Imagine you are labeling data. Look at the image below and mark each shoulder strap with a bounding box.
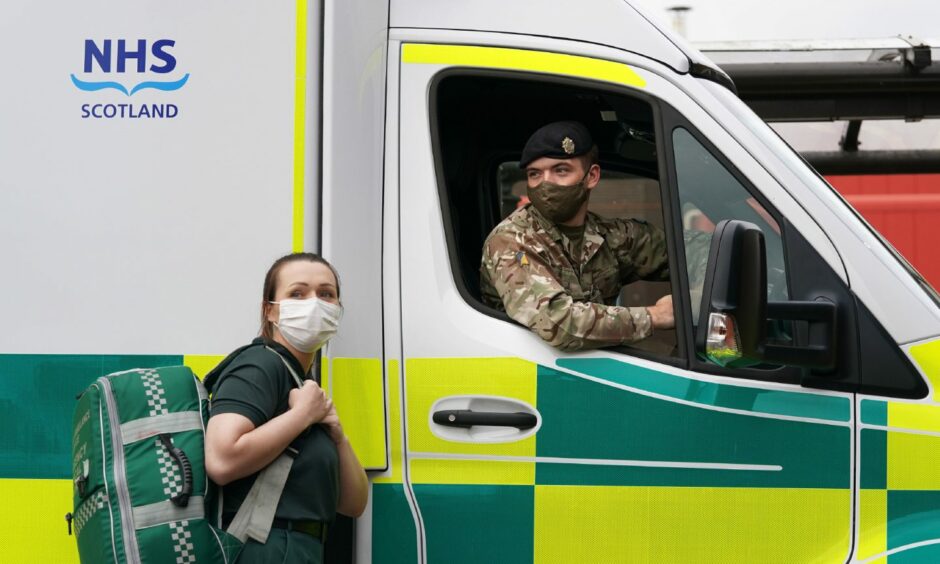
[217,344,309,543]
[225,450,297,544]
[204,342,306,393]
[263,346,305,388]
[202,342,262,393]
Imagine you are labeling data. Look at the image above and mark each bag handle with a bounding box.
[158,433,193,507]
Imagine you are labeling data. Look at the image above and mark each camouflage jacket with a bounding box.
[480,204,670,351]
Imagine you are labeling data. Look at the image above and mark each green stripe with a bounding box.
[888,491,940,551]
[371,484,419,564]
[536,366,850,488]
[413,485,533,564]
[0,354,181,479]
[557,358,851,422]
[888,543,940,564]
[861,429,888,489]
[861,399,888,426]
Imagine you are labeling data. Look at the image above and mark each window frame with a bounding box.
[427,66,817,383]
[659,104,806,385]
[428,67,688,368]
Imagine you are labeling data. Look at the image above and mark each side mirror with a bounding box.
[696,220,837,370]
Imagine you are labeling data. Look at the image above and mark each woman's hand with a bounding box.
[321,403,346,445]
[289,380,332,427]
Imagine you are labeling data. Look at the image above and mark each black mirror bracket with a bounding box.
[763,298,838,371]
[698,220,839,371]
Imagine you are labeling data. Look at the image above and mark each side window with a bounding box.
[434,72,680,360]
[672,127,789,325]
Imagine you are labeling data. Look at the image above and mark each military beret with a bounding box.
[519,121,593,168]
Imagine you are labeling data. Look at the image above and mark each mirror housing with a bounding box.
[696,220,837,371]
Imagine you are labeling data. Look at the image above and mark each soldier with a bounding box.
[480,120,674,351]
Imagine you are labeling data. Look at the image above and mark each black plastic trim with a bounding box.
[689,61,738,95]
[432,409,537,430]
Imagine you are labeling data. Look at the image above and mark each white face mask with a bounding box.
[270,298,343,353]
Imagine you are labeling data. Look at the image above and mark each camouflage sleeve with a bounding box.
[609,219,670,284]
[683,229,713,322]
[481,231,653,351]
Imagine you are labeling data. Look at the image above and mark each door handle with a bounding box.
[432,409,537,430]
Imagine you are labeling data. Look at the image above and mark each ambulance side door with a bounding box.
[393,36,854,564]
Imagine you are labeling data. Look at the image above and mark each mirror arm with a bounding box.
[761,299,837,370]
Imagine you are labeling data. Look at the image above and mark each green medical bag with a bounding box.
[69,366,241,564]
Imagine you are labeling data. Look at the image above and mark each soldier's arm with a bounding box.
[482,233,653,351]
[683,229,714,321]
[611,219,670,284]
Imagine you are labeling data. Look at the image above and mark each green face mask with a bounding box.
[527,174,589,223]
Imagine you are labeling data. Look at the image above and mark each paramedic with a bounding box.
[205,252,368,563]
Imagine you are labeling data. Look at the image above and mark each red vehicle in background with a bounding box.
[830,174,940,286]
[703,38,940,287]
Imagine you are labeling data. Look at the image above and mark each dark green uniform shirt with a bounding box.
[209,339,339,522]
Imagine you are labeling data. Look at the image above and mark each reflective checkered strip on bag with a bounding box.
[170,520,196,564]
[141,368,169,416]
[139,369,195,564]
[156,435,183,498]
[74,489,108,538]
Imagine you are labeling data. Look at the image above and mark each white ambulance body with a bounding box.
[2,1,940,562]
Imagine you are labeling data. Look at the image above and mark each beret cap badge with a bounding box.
[561,136,576,155]
[519,121,592,167]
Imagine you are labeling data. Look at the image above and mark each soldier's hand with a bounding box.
[647,294,675,330]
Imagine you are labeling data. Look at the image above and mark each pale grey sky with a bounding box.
[637,0,940,42]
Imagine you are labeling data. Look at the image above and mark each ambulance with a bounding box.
[2,0,940,562]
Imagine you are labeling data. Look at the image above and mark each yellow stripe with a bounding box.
[533,486,850,564]
[888,431,940,489]
[292,0,308,252]
[3,479,78,562]
[888,402,940,433]
[404,357,537,457]
[404,357,536,485]
[858,489,887,563]
[330,358,387,469]
[182,355,226,380]
[321,355,330,393]
[375,360,404,484]
[402,44,646,89]
[910,339,940,402]
[410,458,534,486]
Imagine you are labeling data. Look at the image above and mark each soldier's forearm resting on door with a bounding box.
[487,247,653,351]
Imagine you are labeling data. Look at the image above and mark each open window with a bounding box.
[431,72,679,360]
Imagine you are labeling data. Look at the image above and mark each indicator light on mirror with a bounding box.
[705,312,742,367]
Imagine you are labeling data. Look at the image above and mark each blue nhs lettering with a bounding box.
[83,39,176,74]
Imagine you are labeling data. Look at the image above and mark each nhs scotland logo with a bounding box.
[72,39,189,119]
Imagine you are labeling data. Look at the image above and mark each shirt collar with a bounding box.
[526,205,605,263]
[253,337,310,378]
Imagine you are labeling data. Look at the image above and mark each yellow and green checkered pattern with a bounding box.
[387,356,855,563]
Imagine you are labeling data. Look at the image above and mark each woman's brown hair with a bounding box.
[260,252,341,341]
